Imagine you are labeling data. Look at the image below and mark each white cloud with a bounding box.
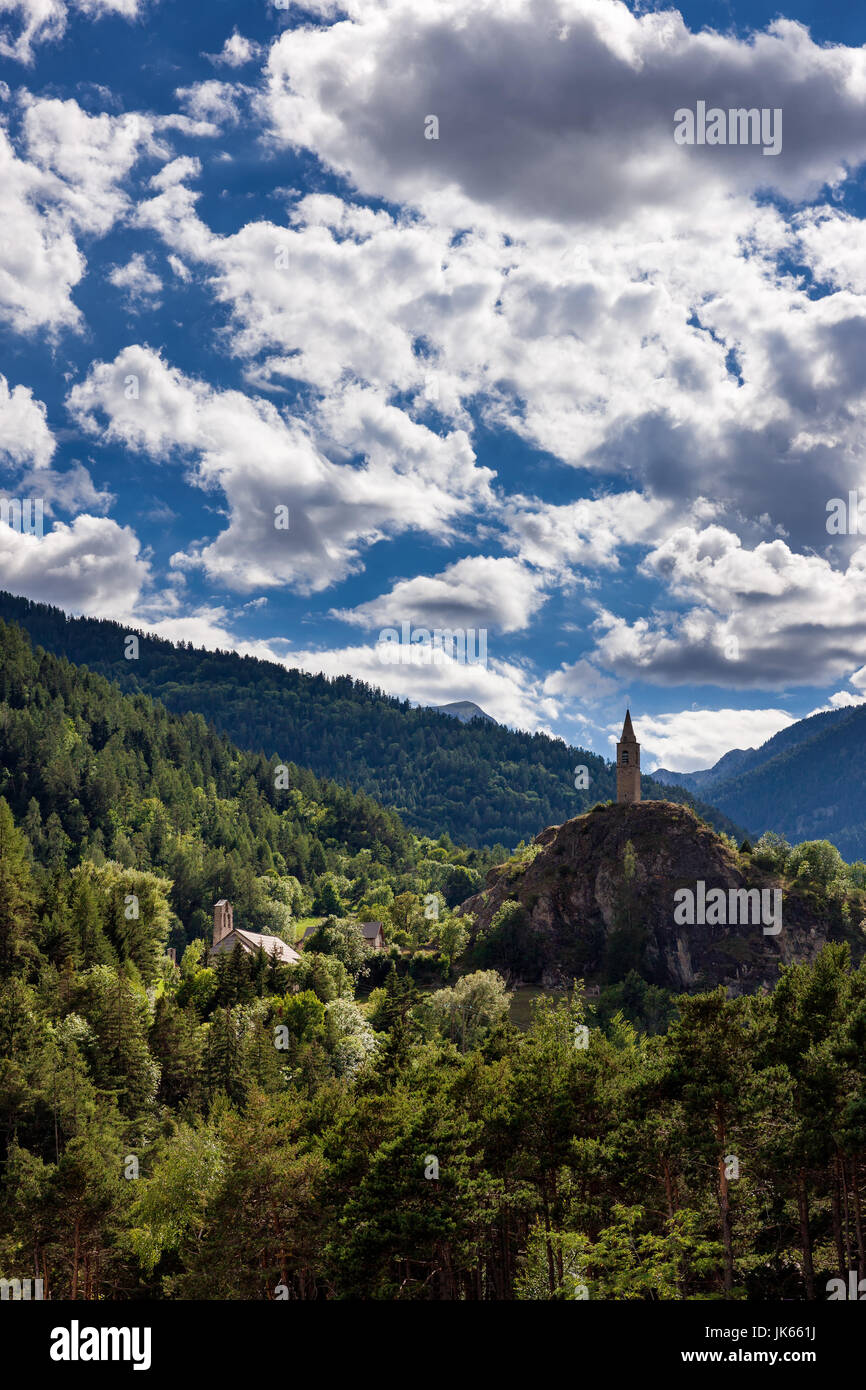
[67,345,494,594]
[0,514,149,614]
[133,152,866,569]
[108,252,162,309]
[794,208,866,295]
[0,0,141,64]
[277,639,558,731]
[543,658,619,703]
[0,97,166,335]
[582,525,866,689]
[0,124,84,334]
[626,707,796,773]
[333,556,549,633]
[21,97,158,236]
[167,253,192,282]
[500,491,688,573]
[263,0,866,229]
[0,377,112,515]
[0,375,55,469]
[206,31,262,69]
[175,81,245,128]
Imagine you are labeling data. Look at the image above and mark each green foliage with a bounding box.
[301,917,369,982]
[787,839,847,888]
[0,592,745,849]
[752,831,791,874]
[475,898,544,979]
[421,969,512,1051]
[5,607,866,1301]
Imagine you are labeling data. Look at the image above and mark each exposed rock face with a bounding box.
[458,801,848,994]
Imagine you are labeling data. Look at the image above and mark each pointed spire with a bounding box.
[620,708,636,742]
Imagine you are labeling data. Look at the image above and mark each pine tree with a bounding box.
[0,797,36,977]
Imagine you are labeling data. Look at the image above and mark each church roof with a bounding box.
[232,928,300,964]
[619,709,637,742]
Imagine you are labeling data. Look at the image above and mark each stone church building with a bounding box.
[209,899,300,964]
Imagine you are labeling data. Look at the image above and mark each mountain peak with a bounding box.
[431,700,496,724]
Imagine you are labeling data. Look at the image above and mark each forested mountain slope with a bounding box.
[4,615,866,1300]
[654,703,866,860]
[0,617,496,961]
[0,590,741,847]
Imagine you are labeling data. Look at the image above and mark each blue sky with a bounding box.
[3,0,866,773]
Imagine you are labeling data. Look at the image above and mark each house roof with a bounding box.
[232,928,300,964]
[301,920,383,945]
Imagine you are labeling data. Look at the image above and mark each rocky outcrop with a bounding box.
[458,801,851,994]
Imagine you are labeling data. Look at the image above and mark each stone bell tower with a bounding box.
[616,710,641,805]
[213,899,234,947]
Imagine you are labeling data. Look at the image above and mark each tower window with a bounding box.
[621,750,629,765]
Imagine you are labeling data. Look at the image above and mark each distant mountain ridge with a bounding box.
[0,590,743,849]
[653,703,866,859]
[654,747,756,792]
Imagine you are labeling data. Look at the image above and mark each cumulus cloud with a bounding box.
[263,0,866,229]
[66,345,494,594]
[0,514,149,615]
[0,97,167,335]
[626,707,796,773]
[544,658,620,703]
[108,252,162,309]
[810,690,866,712]
[132,143,866,565]
[0,124,84,334]
[582,525,866,690]
[0,0,142,64]
[21,97,159,235]
[174,80,246,128]
[0,375,56,469]
[206,30,262,69]
[500,491,690,573]
[0,376,114,519]
[333,556,550,633]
